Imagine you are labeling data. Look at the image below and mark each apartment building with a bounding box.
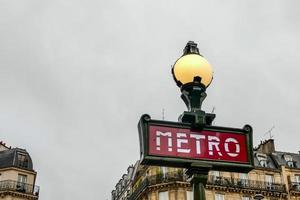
[0,141,39,200]
[112,139,300,200]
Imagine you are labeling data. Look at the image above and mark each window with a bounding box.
[256,153,267,167]
[17,153,28,168]
[266,174,274,184]
[186,191,193,200]
[211,170,220,177]
[211,171,221,183]
[295,175,300,183]
[266,174,274,190]
[111,190,116,200]
[242,196,250,200]
[215,193,224,200]
[239,173,248,186]
[161,167,168,178]
[211,171,221,179]
[126,189,130,197]
[117,183,121,194]
[18,174,27,183]
[283,154,294,168]
[159,191,168,200]
[287,162,294,168]
[17,174,27,193]
[240,173,248,180]
[294,175,300,189]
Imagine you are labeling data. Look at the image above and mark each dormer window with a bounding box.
[121,176,127,188]
[17,153,28,168]
[111,190,116,200]
[256,153,268,167]
[283,154,294,168]
[116,183,121,194]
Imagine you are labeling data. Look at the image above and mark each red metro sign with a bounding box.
[138,115,254,172]
[149,126,248,163]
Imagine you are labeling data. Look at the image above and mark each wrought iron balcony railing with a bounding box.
[289,182,300,192]
[128,171,186,200]
[0,180,39,196]
[123,174,287,200]
[207,175,286,193]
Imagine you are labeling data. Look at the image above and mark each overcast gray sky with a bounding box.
[1,0,300,199]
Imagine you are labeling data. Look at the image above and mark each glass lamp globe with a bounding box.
[173,54,213,87]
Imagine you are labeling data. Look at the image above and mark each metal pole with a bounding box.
[185,164,211,200]
[192,175,206,200]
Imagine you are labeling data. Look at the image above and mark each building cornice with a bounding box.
[0,167,37,174]
[0,191,38,200]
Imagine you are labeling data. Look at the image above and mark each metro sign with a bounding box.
[138,114,254,172]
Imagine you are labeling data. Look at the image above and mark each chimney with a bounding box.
[256,139,275,154]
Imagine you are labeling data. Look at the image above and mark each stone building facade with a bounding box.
[112,139,300,200]
[0,141,39,200]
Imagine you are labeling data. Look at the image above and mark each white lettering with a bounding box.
[154,130,243,160]
[176,133,190,153]
[224,138,240,157]
[208,136,223,156]
[156,131,172,151]
[190,134,205,154]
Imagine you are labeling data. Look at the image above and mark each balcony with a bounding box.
[0,180,39,196]
[125,174,288,200]
[207,175,286,193]
[128,171,186,200]
[289,182,300,193]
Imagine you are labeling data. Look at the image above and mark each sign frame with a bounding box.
[138,114,254,173]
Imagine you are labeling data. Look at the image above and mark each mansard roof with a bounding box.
[271,151,300,169]
[253,150,278,169]
[0,147,34,171]
[253,139,300,169]
[112,161,140,198]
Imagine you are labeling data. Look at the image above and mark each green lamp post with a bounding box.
[136,41,254,200]
[172,41,214,200]
[135,40,254,200]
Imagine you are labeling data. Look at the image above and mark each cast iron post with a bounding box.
[179,77,215,127]
[180,81,213,200]
[185,164,211,200]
